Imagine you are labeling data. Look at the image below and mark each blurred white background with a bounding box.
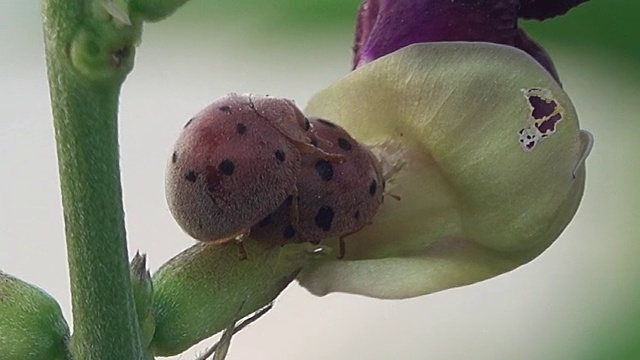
[1,2,639,359]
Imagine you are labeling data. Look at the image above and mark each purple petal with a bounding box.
[352,0,588,83]
[353,0,520,69]
[513,28,560,83]
[518,0,590,20]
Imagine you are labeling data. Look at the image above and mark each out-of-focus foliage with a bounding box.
[522,1,640,66]
[172,0,360,32]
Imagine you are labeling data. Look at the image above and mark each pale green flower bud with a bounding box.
[149,239,324,356]
[0,271,70,360]
[299,42,592,299]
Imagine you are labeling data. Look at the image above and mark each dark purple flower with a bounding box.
[518,0,589,20]
[353,0,590,81]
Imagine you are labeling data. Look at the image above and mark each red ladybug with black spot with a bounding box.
[252,117,384,247]
[166,93,313,243]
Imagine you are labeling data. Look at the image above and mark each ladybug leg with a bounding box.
[288,187,300,226]
[283,187,306,244]
[384,192,401,202]
[336,225,369,259]
[338,236,346,260]
[235,238,248,261]
[234,230,251,261]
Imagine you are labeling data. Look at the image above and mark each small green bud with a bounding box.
[301,42,592,299]
[69,20,141,83]
[130,252,155,348]
[149,239,323,356]
[0,271,70,360]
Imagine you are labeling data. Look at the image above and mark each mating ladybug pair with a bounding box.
[165,93,384,255]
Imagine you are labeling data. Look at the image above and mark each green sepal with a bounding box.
[149,239,323,356]
[130,252,155,348]
[0,271,71,360]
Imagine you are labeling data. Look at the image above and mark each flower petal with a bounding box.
[352,0,588,82]
[353,0,519,69]
[298,237,540,299]
[514,28,559,82]
[301,43,591,298]
[518,0,590,20]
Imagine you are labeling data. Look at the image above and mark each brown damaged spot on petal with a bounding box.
[527,95,558,120]
[537,113,562,134]
[518,88,564,151]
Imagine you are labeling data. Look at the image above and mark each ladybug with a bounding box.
[252,117,384,250]
[166,93,314,243]
[248,96,345,162]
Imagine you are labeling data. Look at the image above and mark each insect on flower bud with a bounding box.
[165,94,311,243]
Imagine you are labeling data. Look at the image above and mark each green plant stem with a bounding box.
[42,0,193,357]
[42,1,143,359]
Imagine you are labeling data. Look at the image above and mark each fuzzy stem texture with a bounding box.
[42,0,143,359]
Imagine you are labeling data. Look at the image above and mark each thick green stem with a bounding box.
[42,0,193,357]
[42,1,143,359]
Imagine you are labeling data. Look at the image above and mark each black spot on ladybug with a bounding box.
[317,119,336,128]
[219,105,232,114]
[258,215,272,227]
[236,123,247,134]
[315,160,333,181]
[275,149,286,162]
[369,179,378,196]
[283,224,296,239]
[310,137,319,147]
[337,138,352,151]
[304,117,311,131]
[315,206,335,232]
[185,170,198,182]
[171,151,178,164]
[184,118,194,129]
[354,210,361,220]
[218,159,235,176]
